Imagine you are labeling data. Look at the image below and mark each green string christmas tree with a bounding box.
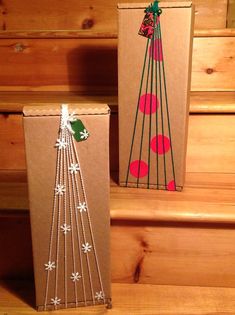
[125,1,177,191]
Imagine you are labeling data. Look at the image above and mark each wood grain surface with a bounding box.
[0,35,234,92]
[228,0,235,27]
[0,0,228,32]
[0,171,235,286]
[0,114,235,173]
[1,281,235,314]
[0,92,234,113]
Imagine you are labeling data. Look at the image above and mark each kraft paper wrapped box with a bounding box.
[23,104,111,311]
[118,1,194,191]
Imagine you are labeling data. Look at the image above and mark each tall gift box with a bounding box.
[23,104,111,311]
[118,1,194,191]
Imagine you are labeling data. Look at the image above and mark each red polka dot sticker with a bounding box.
[167,180,176,191]
[149,38,163,61]
[150,134,171,155]
[130,160,148,178]
[139,93,159,114]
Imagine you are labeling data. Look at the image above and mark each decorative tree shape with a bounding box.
[125,0,176,191]
[43,104,106,310]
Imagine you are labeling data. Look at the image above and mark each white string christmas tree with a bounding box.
[43,104,105,310]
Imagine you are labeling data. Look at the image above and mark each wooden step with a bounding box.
[0,28,234,39]
[1,281,235,314]
[1,172,235,287]
[0,91,235,113]
[1,111,235,173]
[1,172,235,223]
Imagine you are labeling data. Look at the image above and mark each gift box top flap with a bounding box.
[118,2,192,9]
[23,103,110,117]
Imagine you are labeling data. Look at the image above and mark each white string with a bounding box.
[44,104,105,309]
[63,128,68,308]
[72,137,105,303]
[68,135,95,304]
[65,130,78,306]
[67,134,87,305]
[44,117,62,310]
[54,127,64,310]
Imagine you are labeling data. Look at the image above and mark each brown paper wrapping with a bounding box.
[23,104,111,311]
[118,2,194,191]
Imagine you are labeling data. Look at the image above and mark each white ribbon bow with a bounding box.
[60,104,76,134]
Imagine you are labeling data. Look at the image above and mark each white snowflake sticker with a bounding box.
[95,291,104,301]
[82,242,92,254]
[55,184,66,196]
[60,223,71,235]
[55,138,67,150]
[51,297,61,306]
[77,202,87,213]
[80,129,89,140]
[70,272,82,282]
[68,163,80,174]
[44,261,56,271]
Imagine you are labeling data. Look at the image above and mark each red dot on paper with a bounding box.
[130,160,148,178]
[167,180,176,191]
[150,134,171,155]
[139,93,159,114]
[149,38,163,61]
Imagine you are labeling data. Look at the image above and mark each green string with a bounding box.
[157,22,167,188]
[159,22,176,189]
[126,2,176,190]
[137,42,152,187]
[154,19,159,189]
[125,39,150,186]
[147,14,156,189]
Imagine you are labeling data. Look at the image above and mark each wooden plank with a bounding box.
[186,115,235,173]
[227,0,235,27]
[0,30,118,39]
[190,91,235,113]
[191,37,235,91]
[1,172,235,221]
[2,216,235,287]
[0,92,235,113]
[0,36,234,92]
[0,28,234,39]
[0,113,26,170]
[0,38,117,93]
[111,224,235,287]
[0,170,27,182]
[0,172,235,285]
[194,28,235,37]
[1,171,235,223]
[0,0,227,32]
[0,281,235,315]
[193,0,228,29]
[0,217,33,279]
[110,181,235,223]
[2,281,235,314]
[0,92,118,112]
[1,114,235,173]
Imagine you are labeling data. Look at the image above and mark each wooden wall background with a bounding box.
[0,0,235,286]
[0,0,230,31]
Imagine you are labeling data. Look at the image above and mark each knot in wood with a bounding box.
[206,68,214,74]
[14,43,25,53]
[81,18,94,30]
